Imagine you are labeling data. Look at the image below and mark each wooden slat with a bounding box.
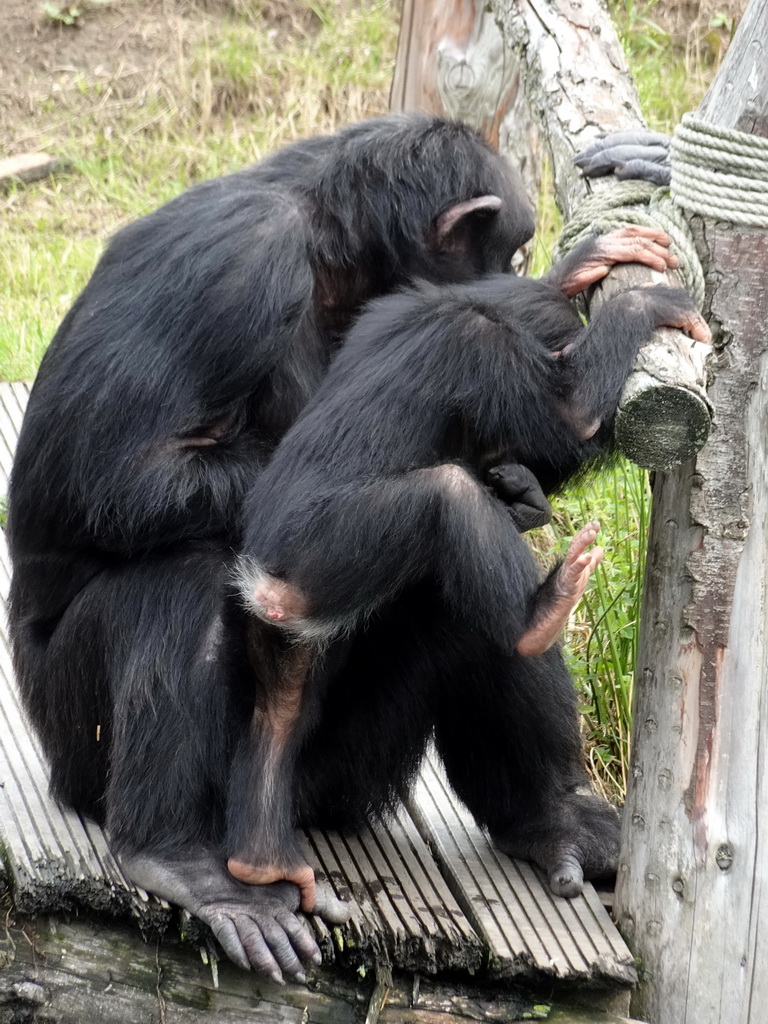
[303,810,483,973]
[410,753,638,985]
[0,384,23,488]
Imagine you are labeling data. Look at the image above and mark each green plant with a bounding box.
[613,0,669,53]
[43,0,114,27]
[551,460,651,799]
[43,3,82,25]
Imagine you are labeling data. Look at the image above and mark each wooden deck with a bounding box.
[0,383,637,1020]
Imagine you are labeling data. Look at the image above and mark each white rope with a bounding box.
[671,113,768,228]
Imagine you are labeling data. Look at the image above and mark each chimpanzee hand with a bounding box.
[549,225,679,299]
[486,463,552,531]
[573,129,671,186]
[627,285,711,345]
[118,848,351,983]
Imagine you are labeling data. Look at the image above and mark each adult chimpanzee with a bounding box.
[7,113,695,985]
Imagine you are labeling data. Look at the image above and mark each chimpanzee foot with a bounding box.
[517,521,603,657]
[118,848,350,983]
[227,858,316,913]
[251,574,309,626]
[491,792,621,899]
[556,225,679,298]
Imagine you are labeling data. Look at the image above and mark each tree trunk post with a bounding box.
[390,0,544,260]
[612,1,768,1020]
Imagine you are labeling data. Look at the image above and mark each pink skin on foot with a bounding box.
[227,859,317,914]
[252,576,309,626]
[517,521,604,657]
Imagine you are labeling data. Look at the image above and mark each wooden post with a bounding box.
[611,1,768,1020]
[488,1,768,1015]
[390,0,543,244]
[391,0,515,145]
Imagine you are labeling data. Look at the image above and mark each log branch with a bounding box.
[0,153,69,190]
[492,0,713,469]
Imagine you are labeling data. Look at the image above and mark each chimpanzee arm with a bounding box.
[554,285,711,435]
[409,276,708,471]
[10,188,318,557]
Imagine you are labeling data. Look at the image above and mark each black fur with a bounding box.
[234,276,698,876]
[6,113,689,977]
[8,113,530,822]
[241,278,694,641]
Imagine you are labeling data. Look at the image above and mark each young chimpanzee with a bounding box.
[229,241,709,907]
[7,111,698,984]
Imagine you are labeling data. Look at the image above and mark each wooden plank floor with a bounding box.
[0,382,636,986]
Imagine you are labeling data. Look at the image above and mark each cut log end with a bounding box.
[615,383,712,471]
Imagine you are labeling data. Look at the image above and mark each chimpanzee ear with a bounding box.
[435,195,503,253]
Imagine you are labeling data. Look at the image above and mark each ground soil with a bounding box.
[0,0,319,153]
[1,0,749,156]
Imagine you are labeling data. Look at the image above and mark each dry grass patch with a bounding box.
[1,0,398,378]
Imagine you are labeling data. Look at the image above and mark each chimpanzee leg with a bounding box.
[69,545,350,981]
[10,553,112,819]
[224,580,448,894]
[234,476,602,881]
[434,638,620,898]
[223,628,342,908]
[103,546,247,854]
[292,583,450,829]
[242,464,541,652]
[9,545,243,838]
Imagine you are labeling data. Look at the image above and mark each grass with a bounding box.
[0,0,397,377]
[554,464,651,800]
[1,0,731,796]
[612,0,731,131]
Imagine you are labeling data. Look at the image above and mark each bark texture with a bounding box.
[612,1,768,1019]
[390,0,543,266]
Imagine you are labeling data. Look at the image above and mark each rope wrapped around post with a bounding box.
[671,113,768,229]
